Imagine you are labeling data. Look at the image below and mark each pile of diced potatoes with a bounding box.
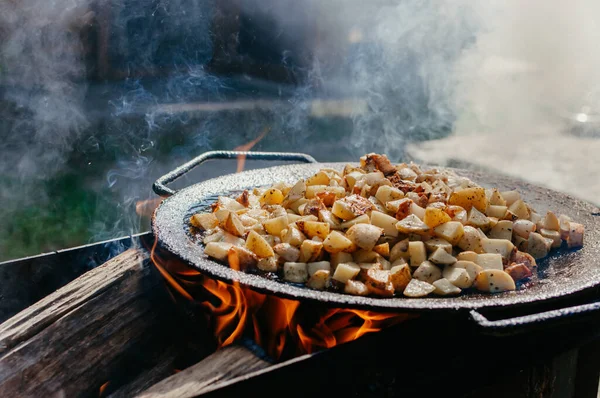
[191,153,584,298]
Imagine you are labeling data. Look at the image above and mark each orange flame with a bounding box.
[150,241,415,361]
[233,127,270,173]
[98,381,110,397]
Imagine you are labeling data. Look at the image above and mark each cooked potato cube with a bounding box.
[340,214,370,229]
[363,269,394,296]
[423,207,452,228]
[344,279,369,296]
[299,239,324,263]
[390,239,410,262]
[505,263,533,282]
[191,213,219,230]
[508,199,530,220]
[428,247,457,265]
[263,215,289,236]
[501,190,521,206]
[305,269,329,290]
[297,220,330,240]
[457,226,483,253]
[466,207,491,231]
[512,250,537,270]
[307,261,331,276]
[448,187,488,212]
[256,256,278,272]
[408,241,427,268]
[540,228,561,248]
[424,238,452,254]
[331,195,373,220]
[476,253,503,270]
[273,243,301,262]
[306,171,330,186]
[344,171,364,191]
[390,263,412,293]
[385,197,411,214]
[332,262,361,283]
[543,211,560,231]
[474,269,516,292]
[489,220,513,240]
[214,209,231,225]
[567,222,584,248]
[375,185,404,204]
[396,214,430,235]
[282,227,307,247]
[330,252,353,269]
[217,196,246,211]
[481,238,514,259]
[318,210,342,230]
[512,220,536,239]
[323,231,356,253]
[346,224,383,251]
[433,221,465,245]
[456,251,478,262]
[370,211,399,238]
[259,188,284,206]
[283,179,306,203]
[245,230,276,258]
[413,261,442,283]
[433,278,462,296]
[353,249,380,264]
[372,242,389,257]
[488,189,507,206]
[527,232,552,259]
[454,260,482,282]
[227,246,259,271]
[288,198,308,214]
[403,279,435,297]
[442,266,472,288]
[446,205,467,224]
[283,262,308,283]
[486,205,508,219]
[204,242,234,261]
[409,202,426,220]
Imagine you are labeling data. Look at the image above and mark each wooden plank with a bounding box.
[0,248,173,397]
[136,345,271,398]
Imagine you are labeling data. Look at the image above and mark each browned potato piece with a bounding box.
[299,239,324,263]
[223,212,246,237]
[191,213,219,230]
[373,242,390,258]
[505,263,533,282]
[227,246,258,271]
[273,243,301,262]
[448,187,488,212]
[344,279,369,296]
[403,279,435,297]
[346,224,384,251]
[297,220,330,240]
[390,264,412,293]
[257,256,278,272]
[323,231,356,253]
[474,269,516,292]
[246,230,275,258]
[307,269,330,290]
[363,269,394,297]
[423,207,452,228]
[567,222,584,248]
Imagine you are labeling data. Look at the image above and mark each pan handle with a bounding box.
[469,301,600,336]
[153,150,318,197]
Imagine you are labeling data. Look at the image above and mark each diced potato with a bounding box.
[567,222,584,248]
[217,196,246,211]
[259,188,284,206]
[457,226,483,253]
[408,241,427,267]
[363,269,394,297]
[306,171,330,186]
[505,263,533,282]
[263,215,289,236]
[299,239,324,263]
[346,224,383,251]
[512,250,537,270]
[344,171,364,191]
[481,238,515,259]
[288,198,308,214]
[318,210,342,230]
[332,262,361,283]
[191,213,219,230]
[543,211,560,231]
[442,266,472,288]
[446,205,468,224]
[457,251,478,262]
[514,236,528,251]
[424,238,452,254]
[286,213,302,223]
[238,214,259,227]
[273,243,301,262]
[531,211,544,230]
[330,252,353,269]
[373,242,390,257]
[433,278,462,296]
[340,214,371,229]
[297,220,330,240]
[353,249,380,263]
[540,228,561,248]
[396,214,430,235]
[466,207,491,231]
[488,189,507,206]
[386,197,411,214]
[454,260,482,281]
[433,221,465,245]
[448,187,488,212]
[331,195,373,220]
[423,207,452,228]
[489,220,513,241]
[474,269,516,292]
[428,247,457,265]
[283,262,308,283]
[403,279,435,297]
[214,209,231,224]
[370,211,400,238]
[344,279,369,296]
[227,246,258,271]
[409,202,426,220]
[204,242,234,261]
[257,256,278,272]
[476,253,503,270]
[282,227,307,247]
[512,220,536,239]
[307,261,331,276]
[486,205,508,219]
[390,239,410,262]
[284,179,306,204]
[375,185,404,204]
[413,261,442,283]
[527,232,552,259]
[323,231,356,253]
[245,230,276,258]
[390,263,412,293]
[508,199,530,220]
[501,191,521,206]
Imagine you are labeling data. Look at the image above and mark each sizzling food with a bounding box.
[190,153,585,298]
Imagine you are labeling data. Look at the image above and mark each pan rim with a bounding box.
[152,162,600,311]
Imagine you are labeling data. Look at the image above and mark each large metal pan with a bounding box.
[152,151,600,333]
